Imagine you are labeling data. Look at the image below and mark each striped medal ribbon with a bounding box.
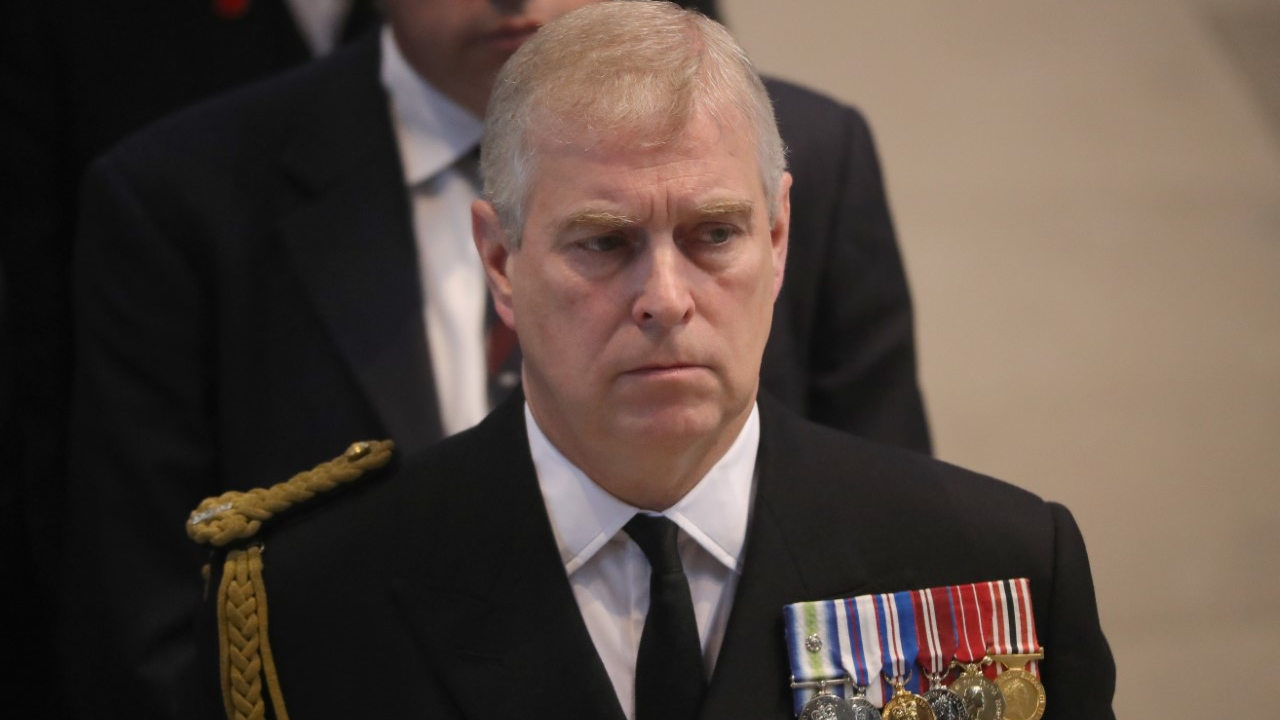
[845,594,887,714]
[913,586,967,720]
[986,579,1046,720]
[987,579,1041,676]
[950,582,1006,720]
[876,592,936,720]
[784,599,884,719]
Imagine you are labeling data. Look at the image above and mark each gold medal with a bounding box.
[881,677,936,720]
[992,652,1046,720]
[949,660,1005,720]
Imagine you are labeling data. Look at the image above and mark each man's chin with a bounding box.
[608,399,745,448]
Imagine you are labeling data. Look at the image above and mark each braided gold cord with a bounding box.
[188,440,394,546]
[218,548,268,720]
[202,440,393,720]
[254,546,289,720]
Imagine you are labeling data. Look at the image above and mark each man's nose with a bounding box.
[632,242,694,328]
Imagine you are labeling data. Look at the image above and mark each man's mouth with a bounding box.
[484,20,543,54]
[624,363,706,378]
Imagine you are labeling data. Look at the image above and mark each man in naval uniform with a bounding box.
[65,1,927,715]
[181,4,1114,720]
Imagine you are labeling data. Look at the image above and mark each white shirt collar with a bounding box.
[379,26,484,186]
[283,0,350,57]
[526,402,759,576]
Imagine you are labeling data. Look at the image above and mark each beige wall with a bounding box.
[722,0,1280,717]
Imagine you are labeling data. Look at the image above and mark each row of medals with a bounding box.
[794,651,1046,720]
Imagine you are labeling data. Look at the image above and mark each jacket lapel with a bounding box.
[701,396,898,719]
[388,396,627,720]
[276,35,443,458]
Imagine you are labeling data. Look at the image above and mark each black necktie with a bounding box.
[623,514,706,720]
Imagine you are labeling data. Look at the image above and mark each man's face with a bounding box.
[383,0,598,116]
[476,111,791,465]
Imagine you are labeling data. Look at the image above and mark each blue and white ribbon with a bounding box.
[784,597,887,713]
[874,591,926,697]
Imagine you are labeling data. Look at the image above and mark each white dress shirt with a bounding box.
[380,28,489,436]
[283,0,353,57]
[526,403,760,719]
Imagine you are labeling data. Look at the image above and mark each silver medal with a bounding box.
[922,688,968,720]
[847,695,883,720]
[799,693,857,720]
[950,674,1005,720]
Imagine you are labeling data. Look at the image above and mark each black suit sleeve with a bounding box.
[811,106,929,451]
[767,80,931,453]
[60,155,217,718]
[1040,502,1116,720]
[0,0,76,595]
[1,4,80,713]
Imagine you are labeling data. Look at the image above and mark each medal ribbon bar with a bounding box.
[845,594,885,706]
[784,597,889,713]
[987,579,1047,720]
[874,592,926,695]
[913,586,959,683]
[989,579,1041,677]
[782,579,1042,718]
[784,600,848,714]
[953,581,991,666]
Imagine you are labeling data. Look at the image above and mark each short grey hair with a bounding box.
[479,0,787,245]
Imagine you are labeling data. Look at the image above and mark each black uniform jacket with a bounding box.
[183,391,1113,720]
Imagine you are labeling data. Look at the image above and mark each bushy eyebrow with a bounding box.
[695,200,754,218]
[555,199,755,235]
[557,210,639,235]
[694,200,755,232]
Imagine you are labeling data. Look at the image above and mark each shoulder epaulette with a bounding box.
[186,440,393,720]
[187,439,394,547]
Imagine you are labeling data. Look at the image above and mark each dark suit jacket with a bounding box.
[3,3,359,715]
[181,392,1114,720]
[62,30,928,718]
[3,1,327,516]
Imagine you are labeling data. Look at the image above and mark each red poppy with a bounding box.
[214,0,251,20]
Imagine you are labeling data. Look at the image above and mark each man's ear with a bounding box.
[472,199,517,329]
[770,172,792,300]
